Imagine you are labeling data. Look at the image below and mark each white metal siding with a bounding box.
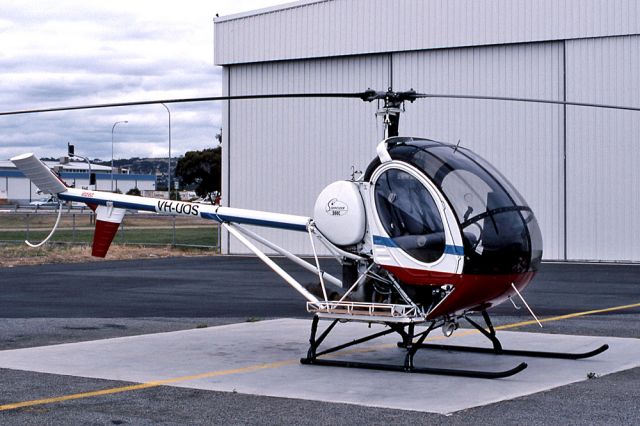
[217,2,640,263]
[392,42,565,259]
[225,55,390,254]
[223,43,568,259]
[215,0,640,65]
[565,35,640,261]
[7,177,31,200]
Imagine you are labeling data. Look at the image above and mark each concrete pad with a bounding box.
[0,319,639,414]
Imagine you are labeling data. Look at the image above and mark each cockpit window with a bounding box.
[374,168,445,263]
[404,146,520,223]
[384,137,542,274]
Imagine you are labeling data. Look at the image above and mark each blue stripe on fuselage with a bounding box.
[372,235,398,247]
[373,235,464,256]
[58,194,156,212]
[201,212,307,232]
[444,245,465,256]
[59,193,308,231]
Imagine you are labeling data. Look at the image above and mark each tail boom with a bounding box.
[59,188,311,231]
[11,152,311,257]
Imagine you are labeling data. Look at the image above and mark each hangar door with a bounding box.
[565,35,640,261]
[393,42,565,260]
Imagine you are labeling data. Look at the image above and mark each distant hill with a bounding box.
[95,157,177,176]
[38,156,177,176]
[36,156,180,190]
[96,157,180,190]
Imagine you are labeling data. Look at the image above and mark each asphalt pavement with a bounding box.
[2,256,640,318]
[0,256,639,424]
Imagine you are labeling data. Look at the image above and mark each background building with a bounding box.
[0,159,155,205]
[215,0,640,262]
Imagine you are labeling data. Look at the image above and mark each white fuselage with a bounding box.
[58,187,311,232]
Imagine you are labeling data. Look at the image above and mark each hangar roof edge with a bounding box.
[214,0,640,66]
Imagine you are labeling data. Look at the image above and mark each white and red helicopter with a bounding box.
[9,89,630,378]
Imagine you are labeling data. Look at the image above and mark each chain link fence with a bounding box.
[0,207,220,250]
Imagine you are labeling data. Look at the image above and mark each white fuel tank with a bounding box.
[313,181,366,246]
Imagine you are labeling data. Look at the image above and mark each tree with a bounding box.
[175,147,221,199]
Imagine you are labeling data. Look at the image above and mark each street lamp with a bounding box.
[160,103,171,200]
[68,143,94,189]
[111,120,128,192]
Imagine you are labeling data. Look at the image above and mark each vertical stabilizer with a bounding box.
[91,204,127,257]
[10,153,68,194]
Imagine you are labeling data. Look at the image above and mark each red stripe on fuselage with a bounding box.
[380,265,536,319]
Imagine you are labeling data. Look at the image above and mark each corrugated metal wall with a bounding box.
[223,56,390,254]
[218,1,640,262]
[565,35,640,261]
[223,43,567,259]
[215,0,640,65]
[393,42,565,259]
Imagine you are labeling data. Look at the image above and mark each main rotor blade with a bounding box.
[1,89,638,116]
[414,93,640,112]
[0,92,372,116]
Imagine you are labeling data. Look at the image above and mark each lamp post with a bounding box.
[160,103,172,200]
[111,120,128,192]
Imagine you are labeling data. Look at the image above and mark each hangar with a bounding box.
[214,0,640,262]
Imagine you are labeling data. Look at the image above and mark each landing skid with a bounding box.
[407,343,609,360]
[300,315,528,379]
[399,311,609,360]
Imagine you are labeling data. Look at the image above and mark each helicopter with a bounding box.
[9,88,633,378]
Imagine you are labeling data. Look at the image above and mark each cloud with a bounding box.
[0,0,290,160]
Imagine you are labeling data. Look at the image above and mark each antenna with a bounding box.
[453,139,462,154]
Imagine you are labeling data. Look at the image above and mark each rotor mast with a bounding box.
[361,89,418,138]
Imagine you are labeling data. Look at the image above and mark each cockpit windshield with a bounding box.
[385,137,543,274]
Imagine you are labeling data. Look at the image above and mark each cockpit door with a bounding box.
[368,161,464,282]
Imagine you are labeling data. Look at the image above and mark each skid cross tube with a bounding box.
[409,310,609,360]
[300,315,527,379]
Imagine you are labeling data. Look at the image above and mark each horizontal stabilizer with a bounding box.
[92,204,126,258]
[10,153,68,194]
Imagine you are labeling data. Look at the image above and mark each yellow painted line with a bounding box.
[0,360,296,411]
[494,301,640,331]
[1,301,639,412]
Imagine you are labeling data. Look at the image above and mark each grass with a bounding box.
[0,211,205,228]
[0,211,220,267]
[0,211,94,228]
[0,227,219,246]
[0,211,219,247]
[0,243,215,268]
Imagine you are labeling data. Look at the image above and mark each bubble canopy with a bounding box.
[374,137,543,275]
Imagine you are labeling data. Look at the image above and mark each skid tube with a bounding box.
[299,315,527,379]
[399,310,609,360]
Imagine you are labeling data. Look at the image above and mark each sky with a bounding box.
[0,0,293,161]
